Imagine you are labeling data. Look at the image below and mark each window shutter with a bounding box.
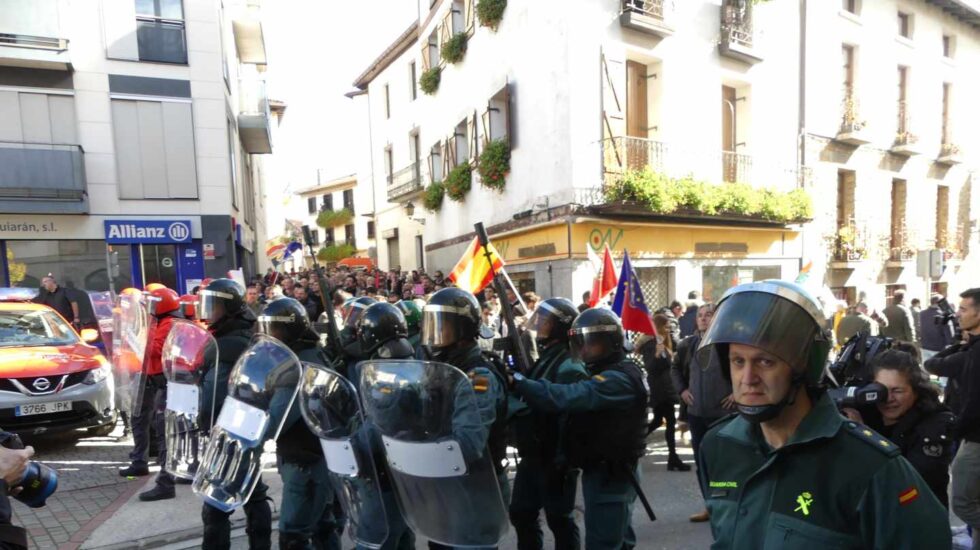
[601,51,626,173]
[467,113,478,162]
[465,0,475,35]
[481,107,491,147]
[420,41,430,71]
[443,139,452,173]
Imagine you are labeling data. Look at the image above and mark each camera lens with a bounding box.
[15,462,57,508]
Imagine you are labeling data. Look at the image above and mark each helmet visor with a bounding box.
[197,289,230,322]
[420,305,465,348]
[697,289,829,379]
[527,301,574,341]
[146,296,162,317]
[343,301,370,329]
[568,324,619,363]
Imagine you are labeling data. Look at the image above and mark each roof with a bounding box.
[352,22,420,90]
[295,174,357,196]
[927,0,980,28]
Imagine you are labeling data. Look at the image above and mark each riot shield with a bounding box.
[87,291,115,357]
[300,363,389,549]
[193,335,301,512]
[162,320,218,480]
[358,360,508,548]
[112,293,148,416]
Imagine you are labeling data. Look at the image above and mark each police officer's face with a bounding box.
[874,369,916,425]
[729,343,794,408]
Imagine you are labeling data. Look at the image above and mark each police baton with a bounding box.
[626,466,657,522]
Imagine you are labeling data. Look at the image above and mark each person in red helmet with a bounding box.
[179,294,200,324]
[120,287,182,503]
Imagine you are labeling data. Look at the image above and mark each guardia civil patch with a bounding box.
[470,373,489,393]
[899,487,919,506]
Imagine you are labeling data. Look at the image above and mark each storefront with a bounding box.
[0,214,210,295]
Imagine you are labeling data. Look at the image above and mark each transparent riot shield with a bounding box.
[300,363,389,549]
[87,291,115,357]
[162,320,218,480]
[193,335,301,512]
[358,360,508,548]
[112,293,148,416]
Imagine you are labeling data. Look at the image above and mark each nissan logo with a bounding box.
[168,222,190,241]
[33,378,51,392]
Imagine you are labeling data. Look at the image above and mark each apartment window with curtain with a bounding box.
[135,0,188,63]
[112,98,199,199]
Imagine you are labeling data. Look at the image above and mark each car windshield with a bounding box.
[0,309,78,348]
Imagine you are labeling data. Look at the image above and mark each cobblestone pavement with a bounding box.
[12,421,139,550]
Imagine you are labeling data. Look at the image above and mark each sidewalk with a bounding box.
[79,466,283,550]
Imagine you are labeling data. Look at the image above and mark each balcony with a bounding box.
[620,0,674,38]
[0,0,70,70]
[718,0,762,64]
[937,141,963,165]
[237,79,272,154]
[387,162,424,202]
[886,246,916,268]
[829,225,868,268]
[135,16,187,64]
[890,101,922,156]
[836,90,870,145]
[231,0,267,65]
[0,142,87,214]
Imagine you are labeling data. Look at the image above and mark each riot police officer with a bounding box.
[197,279,273,550]
[509,298,587,550]
[394,300,422,351]
[421,288,510,550]
[338,296,378,364]
[511,308,648,550]
[696,280,950,548]
[256,297,342,550]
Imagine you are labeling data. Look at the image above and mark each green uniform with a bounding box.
[509,342,588,549]
[699,393,952,549]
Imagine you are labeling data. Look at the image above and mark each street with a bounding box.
[12,421,712,549]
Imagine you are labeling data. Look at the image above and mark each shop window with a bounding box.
[702,265,780,303]
[6,240,133,292]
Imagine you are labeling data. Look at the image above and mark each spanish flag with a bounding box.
[448,236,504,294]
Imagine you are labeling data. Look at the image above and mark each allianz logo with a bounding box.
[107,222,189,241]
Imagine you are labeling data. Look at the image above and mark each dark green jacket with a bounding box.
[699,393,951,550]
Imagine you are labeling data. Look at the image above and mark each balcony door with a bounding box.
[626,60,648,170]
[722,85,738,182]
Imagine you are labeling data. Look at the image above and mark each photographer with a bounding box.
[843,347,956,508]
[924,288,980,546]
[0,444,33,549]
[921,294,955,361]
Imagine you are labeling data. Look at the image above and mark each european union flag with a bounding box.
[611,250,657,335]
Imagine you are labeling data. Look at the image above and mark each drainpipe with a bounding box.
[797,0,807,277]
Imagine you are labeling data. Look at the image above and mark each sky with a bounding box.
[261,0,417,231]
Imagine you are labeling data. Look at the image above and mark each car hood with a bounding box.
[0,344,105,378]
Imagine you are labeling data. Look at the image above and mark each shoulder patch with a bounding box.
[592,374,607,382]
[469,372,490,393]
[844,422,901,457]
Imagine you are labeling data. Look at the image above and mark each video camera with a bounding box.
[825,332,894,409]
[935,296,962,341]
[0,431,57,508]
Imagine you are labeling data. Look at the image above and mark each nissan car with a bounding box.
[0,298,116,437]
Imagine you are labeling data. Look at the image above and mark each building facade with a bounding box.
[293,172,376,268]
[352,0,978,307]
[0,0,280,295]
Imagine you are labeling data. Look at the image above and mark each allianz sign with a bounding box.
[104,219,192,244]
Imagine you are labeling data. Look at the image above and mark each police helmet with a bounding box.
[421,287,481,349]
[568,308,625,365]
[197,278,245,323]
[256,297,311,345]
[395,300,422,335]
[528,297,578,346]
[342,296,377,329]
[358,302,408,356]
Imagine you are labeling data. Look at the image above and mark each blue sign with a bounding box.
[104,219,192,244]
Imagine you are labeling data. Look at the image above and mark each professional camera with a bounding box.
[934,296,962,341]
[0,432,57,508]
[825,332,894,409]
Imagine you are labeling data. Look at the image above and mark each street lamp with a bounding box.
[405,202,415,217]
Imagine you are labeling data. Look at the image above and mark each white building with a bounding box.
[293,172,376,268]
[350,0,979,307]
[0,0,282,294]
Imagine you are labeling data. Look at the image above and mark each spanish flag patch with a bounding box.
[898,487,919,506]
[470,374,489,393]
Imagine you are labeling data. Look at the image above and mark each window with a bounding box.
[410,132,421,174]
[307,197,316,214]
[384,84,391,119]
[310,228,320,246]
[898,12,912,39]
[451,1,466,34]
[943,35,955,58]
[483,84,512,147]
[428,142,443,182]
[937,186,949,249]
[890,179,907,259]
[135,0,188,63]
[897,66,909,134]
[942,83,951,144]
[343,189,354,211]
[415,235,425,272]
[367,221,375,240]
[453,119,468,165]
[321,193,333,211]
[344,224,355,246]
[702,266,781,303]
[837,170,856,231]
[112,98,198,199]
[409,62,417,100]
[324,227,335,246]
[227,124,238,208]
[5,241,134,292]
[842,45,855,92]
[842,0,858,14]
[384,146,393,184]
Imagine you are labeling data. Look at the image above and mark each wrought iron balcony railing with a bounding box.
[387,162,423,201]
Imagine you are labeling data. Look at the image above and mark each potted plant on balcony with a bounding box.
[835,226,866,261]
[839,94,866,135]
[442,33,468,64]
[894,130,918,147]
[316,208,354,229]
[420,67,442,95]
[477,0,507,31]
[423,181,445,212]
[477,139,510,192]
[317,243,356,263]
[444,162,472,202]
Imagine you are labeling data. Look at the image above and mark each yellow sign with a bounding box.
[491,224,569,264]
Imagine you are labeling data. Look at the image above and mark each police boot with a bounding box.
[667,452,691,472]
[201,504,232,550]
[118,463,149,477]
[138,484,175,501]
[279,532,311,550]
[244,497,273,550]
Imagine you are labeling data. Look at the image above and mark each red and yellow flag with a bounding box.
[448,236,504,294]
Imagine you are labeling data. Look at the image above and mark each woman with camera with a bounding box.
[843,347,957,508]
[637,314,690,471]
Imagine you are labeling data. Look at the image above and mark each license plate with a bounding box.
[15,401,72,417]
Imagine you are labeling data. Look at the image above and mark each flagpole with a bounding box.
[498,267,529,313]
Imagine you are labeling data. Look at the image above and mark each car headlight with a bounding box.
[83,365,110,385]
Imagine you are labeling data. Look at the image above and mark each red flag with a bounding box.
[589,245,618,307]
